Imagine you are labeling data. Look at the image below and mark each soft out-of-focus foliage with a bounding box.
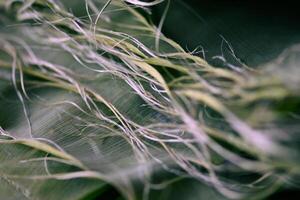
[0,0,299,199]
[151,0,300,67]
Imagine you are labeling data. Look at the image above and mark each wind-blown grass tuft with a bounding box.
[0,0,299,199]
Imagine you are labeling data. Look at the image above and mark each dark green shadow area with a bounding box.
[151,0,300,67]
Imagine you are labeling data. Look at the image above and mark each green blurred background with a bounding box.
[151,0,300,67]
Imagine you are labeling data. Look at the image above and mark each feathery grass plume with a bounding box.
[0,0,300,199]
